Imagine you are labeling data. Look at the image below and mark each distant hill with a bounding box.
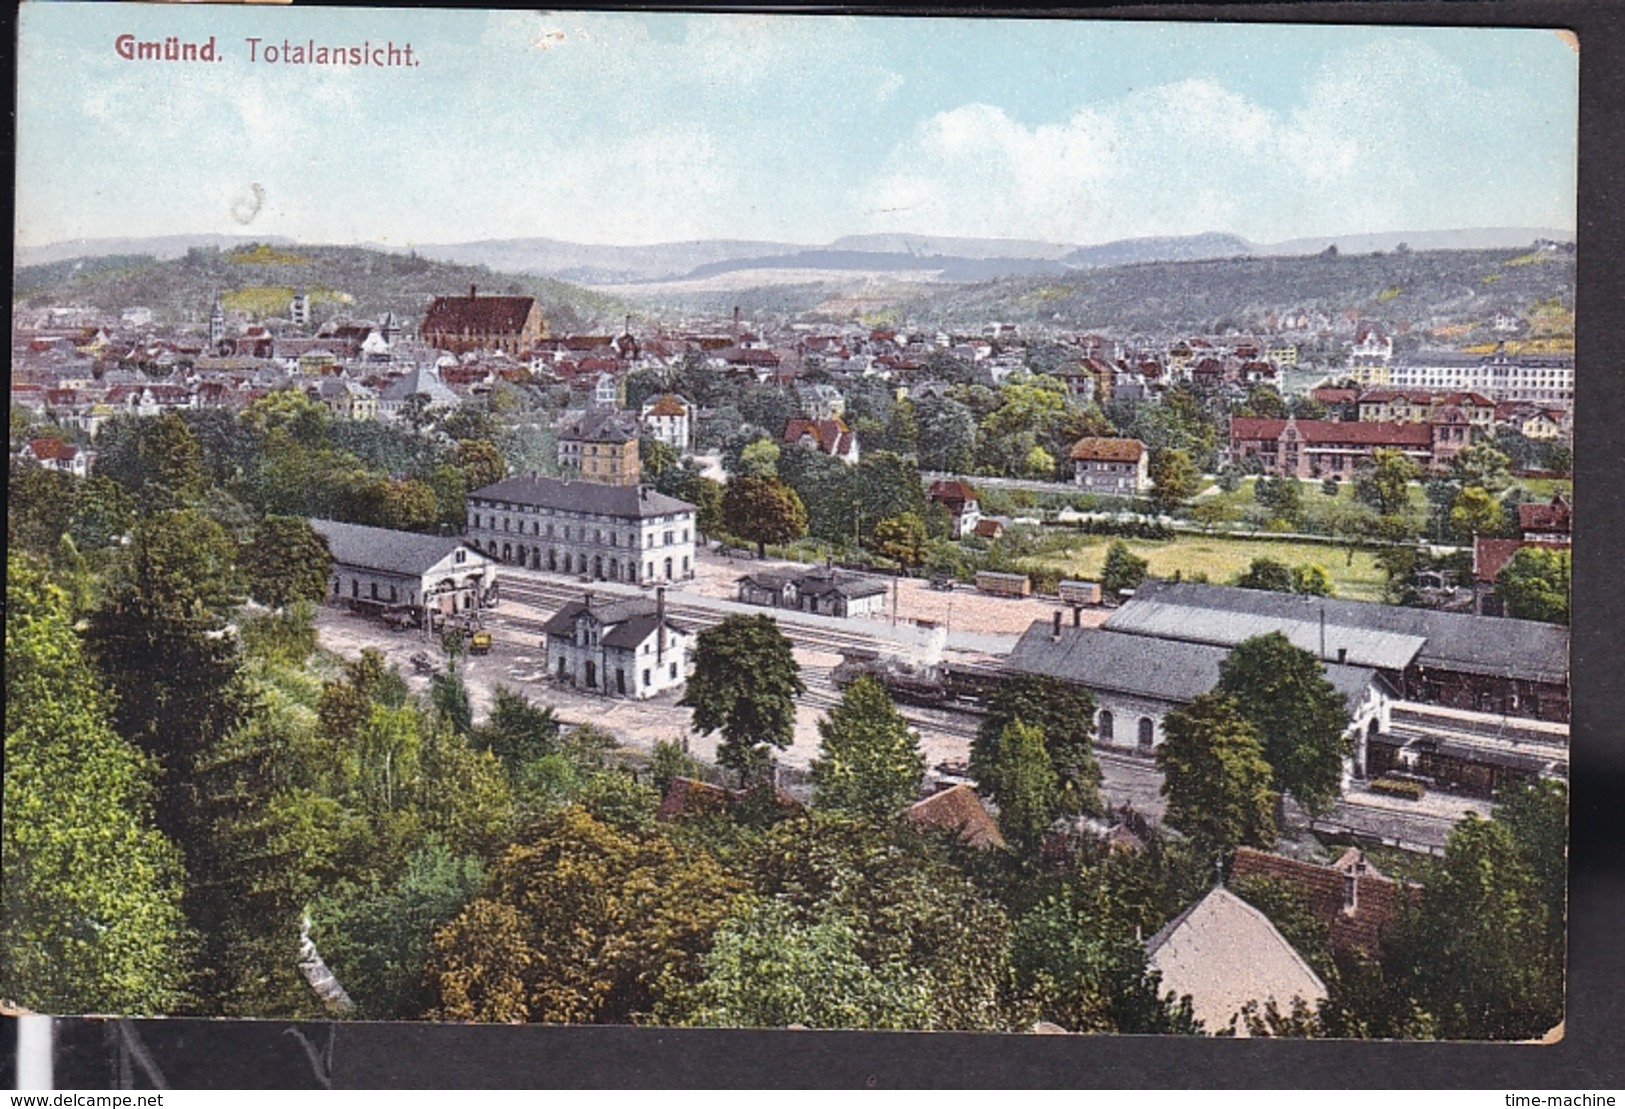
[15,227,1573,290]
[889,246,1576,334]
[1060,232,1254,268]
[13,243,629,333]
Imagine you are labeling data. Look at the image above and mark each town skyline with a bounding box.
[16,7,1578,253]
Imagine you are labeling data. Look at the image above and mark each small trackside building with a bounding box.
[310,518,497,617]
[466,475,697,584]
[540,590,690,699]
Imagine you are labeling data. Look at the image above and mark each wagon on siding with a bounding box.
[974,571,1032,598]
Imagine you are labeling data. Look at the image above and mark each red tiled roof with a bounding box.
[644,394,688,417]
[1473,537,1570,583]
[657,776,802,821]
[905,785,1006,850]
[1232,847,1411,956]
[1069,437,1145,462]
[422,293,538,336]
[26,437,76,461]
[784,417,853,456]
[1229,418,1432,447]
[1519,495,1572,535]
[929,479,978,505]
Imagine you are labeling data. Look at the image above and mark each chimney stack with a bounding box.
[1073,606,1082,627]
[1052,610,1063,641]
[733,305,742,335]
[1337,646,1348,664]
[584,590,593,612]
[469,284,477,300]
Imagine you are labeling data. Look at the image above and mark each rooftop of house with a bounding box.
[1229,417,1434,446]
[1068,437,1145,463]
[904,785,1007,850]
[1232,847,1411,956]
[1145,886,1328,1036]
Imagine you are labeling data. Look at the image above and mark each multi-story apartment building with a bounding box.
[1069,437,1150,495]
[1387,350,1573,405]
[557,409,642,486]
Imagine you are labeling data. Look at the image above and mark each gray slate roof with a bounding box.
[1006,622,1383,713]
[1106,581,1568,684]
[470,475,693,519]
[310,519,475,576]
[539,596,687,649]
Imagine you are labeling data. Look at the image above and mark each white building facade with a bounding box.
[541,592,690,700]
[466,475,697,584]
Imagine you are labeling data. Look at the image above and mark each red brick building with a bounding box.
[1229,415,1471,478]
[421,286,545,355]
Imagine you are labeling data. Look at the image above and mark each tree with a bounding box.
[640,437,680,480]
[313,838,485,1020]
[973,673,1103,821]
[1449,442,1513,495]
[661,897,932,1031]
[677,472,724,540]
[453,438,507,491]
[1236,556,1295,593]
[1496,547,1570,624]
[987,719,1060,857]
[1291,563,1333,596]
[1011,887,1200,1034]
[137,411,209,507]
[241,515,333,609]
[1253,475,1304,527]
[1354,449,1421,517]
[1156,693,1277,859]
[811,676,925,821]
[871,512,928,569]
[1149,448,1200,512]
[912,393,977,473]
[740,816,1020,1030]
[1402,814,1561,1039]
[4,561,191,1015]
[469,686,561,783]
[1492,779,1567,971]
[1217,632,1352,818]
[722,475,808,557]
[1100,539,1149,596]
[1449,485,1506,542]
[736,438,782,479]
[428,808,742,1024]
[679,615,806,782]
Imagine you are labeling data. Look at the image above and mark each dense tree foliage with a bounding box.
[4,562,191,1014]
[1156,693,1278,860]
[810,676,926,821]
[1217,633,1352,816]
[679,615,806,782]
[1496,547,1570,624]
[973,674,1103,823]
[1100,539,1149,596]
[428,808,742,1024]
[722,474,808,556]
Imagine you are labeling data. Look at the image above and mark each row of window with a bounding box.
[1097,710,1157,749]
[471,515,689,547]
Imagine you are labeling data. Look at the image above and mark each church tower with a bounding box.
[208,293,226,349]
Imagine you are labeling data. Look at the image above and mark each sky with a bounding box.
[14,5,1580,251]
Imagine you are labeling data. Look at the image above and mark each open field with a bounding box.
[1026,532,1390,601]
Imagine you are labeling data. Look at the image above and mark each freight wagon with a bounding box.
[975,571,1032,598]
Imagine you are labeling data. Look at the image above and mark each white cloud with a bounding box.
[856,39,1573,244]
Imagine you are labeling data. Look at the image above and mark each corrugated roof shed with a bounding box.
[1005,622,1383,712]
[1106,581,1567,684]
